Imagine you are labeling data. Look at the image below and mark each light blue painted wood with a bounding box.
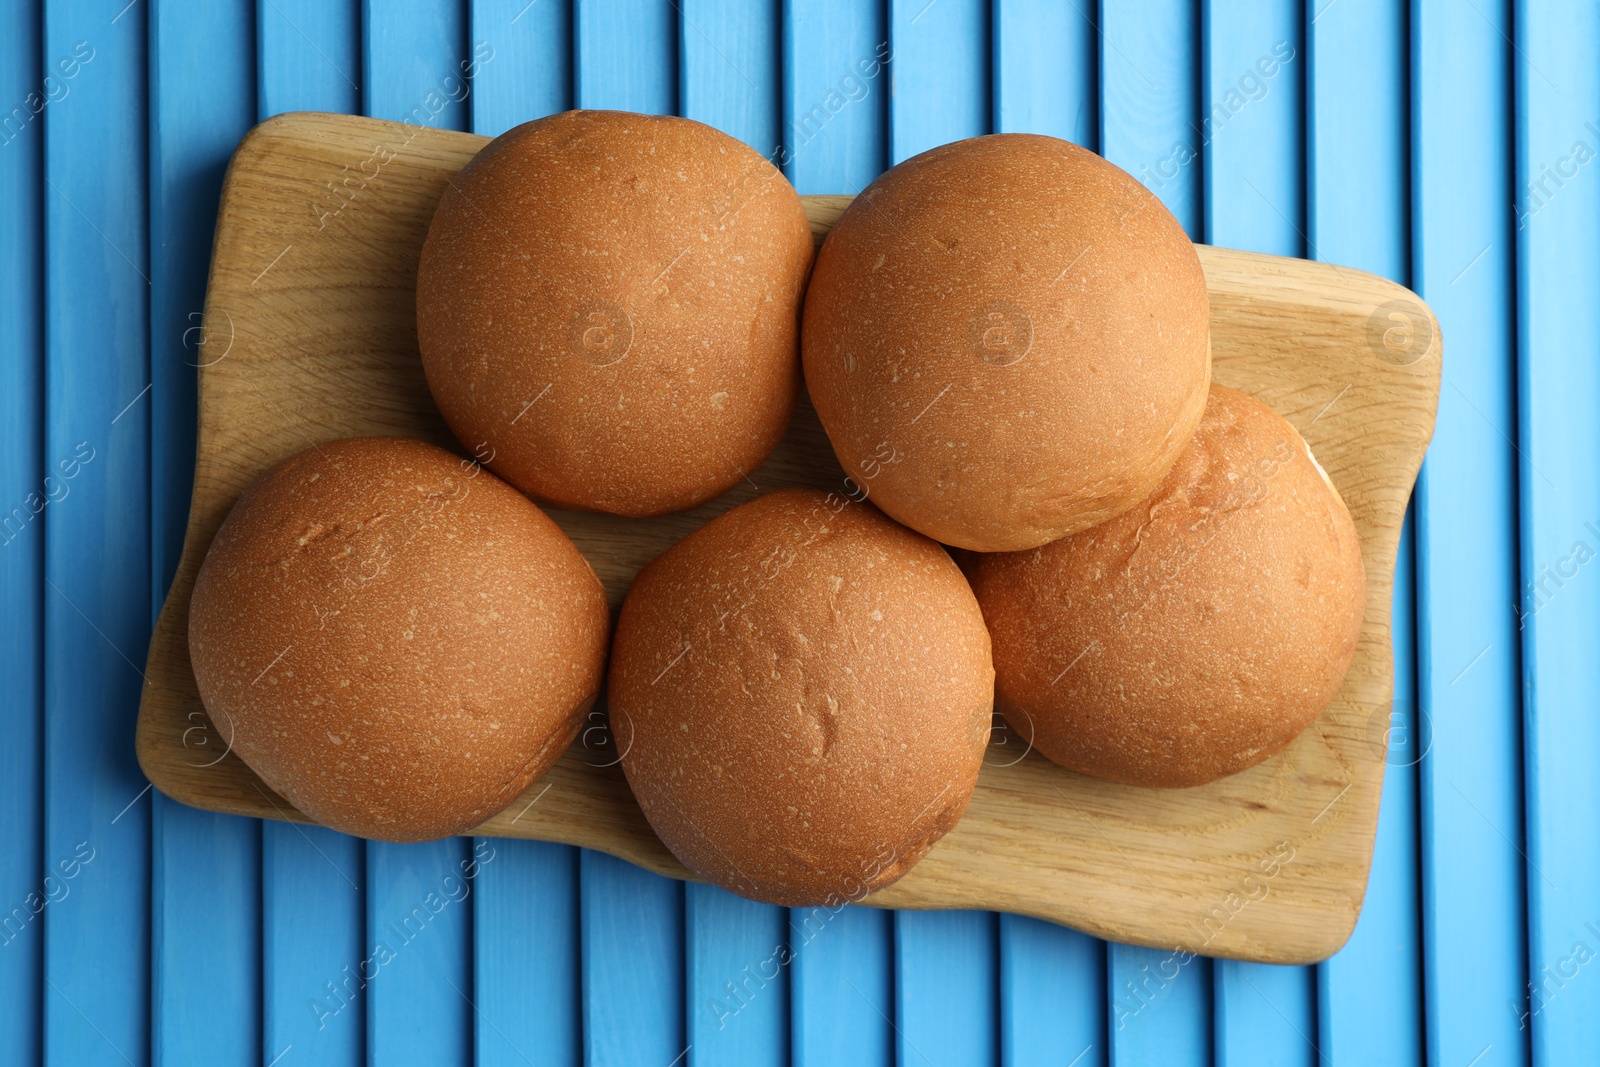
[257,0,362,117]
[263,826,366,1066]
[781,0,887,195]
[992,0,1097,148]
[41,1,152,1063]
[470,0,571,137]
[364,840,477,1063]
[677,9,790,1063]
[364,0,469,130]
[567,12,688,1064]
[1517,3,1600,1062]
[581,851,686,1067]
[1200,0,1301,255]
[989,14,1106,1063]
[462,10,582,1063]
[779,9,892,1064]
[896,911,1000,1067]
[1306,1,1426,1062]
[474,841,580,1066]
[148,3,260,1065]
[888,0,988,162]
[680,0,780,158]
[574,0,676,112]
[1106,941,1212,1067]
[790,905,893,1067]
[1099,0,1201,239]
[1201,4,1317,1064]
[255,6,367,1065]
[998,919,1106,1067]
[360,5,476,1061]
[1099,7,1211,1063]
[1413,1,1529,1064]
[882,9,999,1064]
[687,885,788,1067]
[0,3,44,1064]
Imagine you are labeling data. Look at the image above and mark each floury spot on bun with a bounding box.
[188,437,609,842]
[608,489,994,907]
[802,132,1211,552]
[966,386,1366,788]
[417,109,815,518]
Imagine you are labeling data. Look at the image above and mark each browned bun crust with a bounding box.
[609,488,994,906]
[966,386,1366,788]
[802,132,1210,552]
[188,437,610,842]
[417,109,815,518]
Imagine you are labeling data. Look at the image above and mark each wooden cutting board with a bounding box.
[136,111,1440,965]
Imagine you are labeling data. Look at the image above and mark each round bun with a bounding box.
[966,386,1366,787]
[417,109,815,517]
[609,488,993,906]
[188,437,609,841]
[802,132,1210,552]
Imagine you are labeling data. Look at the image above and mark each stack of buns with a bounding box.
[188,113,1365,907]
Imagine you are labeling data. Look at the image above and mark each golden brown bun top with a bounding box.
[803,132,1210,552]
[609,489,994,906]
[966,386,1367,788]
[188,437,610,841]
[418,109,815,517]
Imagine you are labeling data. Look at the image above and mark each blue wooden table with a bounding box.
[0,1,1588,1064]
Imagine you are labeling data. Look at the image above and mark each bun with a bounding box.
[417,109,814,517]
[966,386,1366,787]
[802,132,1210,552]
[188,437,609,841]
[609,488,993,906]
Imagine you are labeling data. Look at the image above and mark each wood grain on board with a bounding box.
[135,112,1440,964]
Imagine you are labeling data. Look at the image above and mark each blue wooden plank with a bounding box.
[0,2,44,1063]
[677,8,789,1064]
[359,4,476,1062]
[1099,6,1211,1064]
[41,1,152,1062]
[687,884,789,1067]
[264,825,367,1065]
[363,0,469,131]
[255,6,366,1064]
[257,0,361,118]
[679,0,779,158]
[567,13,686,1065]
[781,0,887,195]
[1201,5,1317,1064]
[882,6,999,1064]
[1306,1,1426,1062]
[887,0,988,163]
[779,10,893,1063]
[470,0,571,137]
[998,919,1105,1067]
[574,0,676,113]
[895,911,1000,1067]
[1412,1,1528,1064]
[148,4,260,1063]
[790,905,893,1067]
[1099,0,1201,239]
[474,841,580,1067]
[1199,0,1302,255]
[364,840,477,1063]
[1107,941,1211,1067]
[989,13,1105,1064]
[460,9,581,1063]
[1517,3,1600,1062]
[581,851,686,1067]
[1320,520,1424,1064]
[992,0,1097,149]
